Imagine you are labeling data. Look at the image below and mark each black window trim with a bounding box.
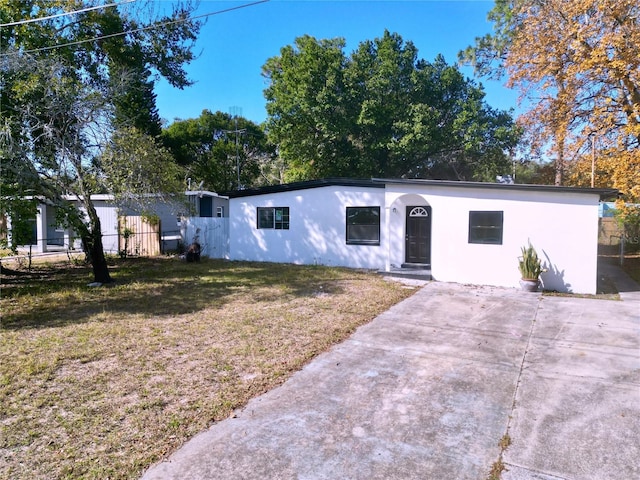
[468,210,504,245]
[346,206,381,246]
[257,206,290,230]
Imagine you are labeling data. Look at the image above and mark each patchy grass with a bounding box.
[487,458,507,480]
[498,433,511,450]
[0,257,417,479]
[542,290,620,300]
[487,433,512,480]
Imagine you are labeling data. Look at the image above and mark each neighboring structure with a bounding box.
[181,191,230,258]
[186,190,229,219]
[227,178,617,294]
[8,194,121,255]
[8,191,229,257]
[598,201,640,250]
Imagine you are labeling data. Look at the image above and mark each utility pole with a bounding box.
[226,106,246,190]
[590,133,596,188]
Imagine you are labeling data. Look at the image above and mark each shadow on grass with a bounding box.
[0,257,348,331]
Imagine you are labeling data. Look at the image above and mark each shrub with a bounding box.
[519,242,543,280]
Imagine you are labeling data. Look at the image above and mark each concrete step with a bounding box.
[401,263,431,269]
[378,267,432,281]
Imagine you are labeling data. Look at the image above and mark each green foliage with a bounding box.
[513,159,557,185]
[101,126,185,213]
[0,1,202,282]
[518,242,543,280]
[0,198,37,251]
[141,213,160,226]
[613,203,640,253]
[458,0,516,79]
[161,110,273,192]
[119,226,135,259]
[263,31,520,182]
[1,0,201,136]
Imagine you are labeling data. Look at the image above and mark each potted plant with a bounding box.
[518,242,543,291]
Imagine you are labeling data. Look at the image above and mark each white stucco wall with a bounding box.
[385,184,601,294]
[230,182,602,294]
[229,185,387,268]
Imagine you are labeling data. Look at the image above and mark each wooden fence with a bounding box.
[118,216,160,257]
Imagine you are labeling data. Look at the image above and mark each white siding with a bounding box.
[93,201,120,253]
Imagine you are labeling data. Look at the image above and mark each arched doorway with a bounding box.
[405,205,431,265]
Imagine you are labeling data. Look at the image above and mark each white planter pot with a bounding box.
[519,279,539,292]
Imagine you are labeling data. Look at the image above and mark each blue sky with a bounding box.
[154,0,519,126]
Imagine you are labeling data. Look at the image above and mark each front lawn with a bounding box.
[0,257,417,479]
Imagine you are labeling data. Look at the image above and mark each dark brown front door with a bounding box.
[405,205,431,265]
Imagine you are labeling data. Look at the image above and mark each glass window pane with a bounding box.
[200,197,213,217]
[346,207,380,245]
[469,211,503,245]
[258,208,274,228]
[258,207,289,229]
[274,207,289,230]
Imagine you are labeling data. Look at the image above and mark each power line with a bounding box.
[0,0,135,27]
[0,0,269,57]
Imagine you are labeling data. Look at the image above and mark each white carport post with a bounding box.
[36,204,47,253]
[385,204,392,272]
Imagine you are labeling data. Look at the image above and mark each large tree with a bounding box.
[460,0,639,193]
[262,31,520,182]
[1,0,201,282]
[161,110,274,192]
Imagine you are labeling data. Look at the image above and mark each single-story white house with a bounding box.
[227,178,618,294]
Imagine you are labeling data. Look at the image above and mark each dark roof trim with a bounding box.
[225,178,382,198]
[372,178,619,201]
[226,177,619,201]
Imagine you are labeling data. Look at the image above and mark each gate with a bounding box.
[182,217,229,259]
[118,216,161,257]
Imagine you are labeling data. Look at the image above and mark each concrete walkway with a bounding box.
[142,268,640,480]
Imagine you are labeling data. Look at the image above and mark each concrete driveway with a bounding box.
[143,272,640,480]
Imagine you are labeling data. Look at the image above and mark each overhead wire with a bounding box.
[0,0,269,57]
[0,0,136,27]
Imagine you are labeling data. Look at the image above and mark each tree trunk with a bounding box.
[88,228,112,284]
[83,199,113,284]
[554,151,564,186]
[554,133,565,186]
